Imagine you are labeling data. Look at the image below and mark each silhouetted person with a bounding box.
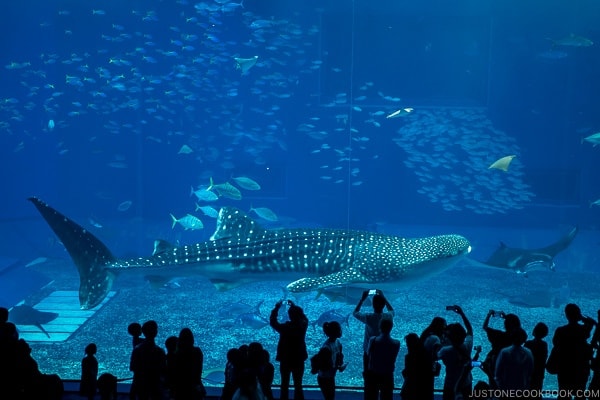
[257,349,275,400]
[172,327,204,399]
[419,316,447,400]
[588,310,600,394]
[551,303,595,400]
[353,290,394,380]
[128,322,144,400]
[437,305,473,400]
[482,310,521,387]
[130,320,166,400]
[495,328,533,392]
[165,335,179,398]
[0,307,19,399]
[222,348,242,400]
[524,322,548,392]
[269,300,308,400]
[365,318,400,400]
[80,343,99,400]
[242,342,275,400]
[0,307,13,341]
[317,321,346,400]
[400,332,432,400]
[128,322,144,348]
[13,338,63,399]
[98,372,118,400]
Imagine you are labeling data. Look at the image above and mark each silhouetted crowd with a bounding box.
[2,291,600,400]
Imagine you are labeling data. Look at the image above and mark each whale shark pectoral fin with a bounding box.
[286,269,368,292]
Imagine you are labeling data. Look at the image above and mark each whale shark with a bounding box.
[29,197,471,309]
[478,226,578,274]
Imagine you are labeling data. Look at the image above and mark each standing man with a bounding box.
[353,290,395,373]
[365,318,400,400]
[270,300,309,400]
[354,290,394,397]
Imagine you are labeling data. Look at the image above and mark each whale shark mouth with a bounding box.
[29,197,471,309]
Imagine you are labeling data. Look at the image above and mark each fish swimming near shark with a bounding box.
[28,197,471,310]
[477,226,578,274]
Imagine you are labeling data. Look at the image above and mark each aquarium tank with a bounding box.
[1,0,599,393]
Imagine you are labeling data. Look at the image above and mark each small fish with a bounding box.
[231,176,261,190]
[117,200,132,211]
[386,108,414,119]
[488,155,516,172]
[195,204,219,218]
[550,33,593,47]
[235,312,269,329]
[538,49,568,60]
[144,275,182,289]
[191,186,219,202]
[25,257,49,268]
[232,299,268,329]
[178,144,193,154]
[218,301,256,318]
[47,119,55,130]
[250,206,278,222]
[582,132,600,146]
[311,309,350,330]
[208,178,242,200]
[88,217,103,228]
[170,214,203,230]
[590,199,600,208]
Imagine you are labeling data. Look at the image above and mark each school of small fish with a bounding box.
[1,1,596,217]
[393,109,535,215]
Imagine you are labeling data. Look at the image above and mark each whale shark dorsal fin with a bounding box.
[287,268,369,291]
[211,207,266,241]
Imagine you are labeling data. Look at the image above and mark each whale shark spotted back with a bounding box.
[29,197,471,309]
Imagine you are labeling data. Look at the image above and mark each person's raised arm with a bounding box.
[453,305,472,335]
[377,290,394,312]
[482,309,494,331]
[354,290,369,314]
[270,300,283,331]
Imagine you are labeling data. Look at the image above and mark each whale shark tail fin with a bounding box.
[28,197,116,310]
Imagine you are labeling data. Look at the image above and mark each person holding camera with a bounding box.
[353,289,395,375]
[550,303,595,400]
[269,300,309,400]
[437,305,473,400]
[481,310,521,388]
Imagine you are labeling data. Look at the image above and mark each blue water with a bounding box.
[1,0,600,390]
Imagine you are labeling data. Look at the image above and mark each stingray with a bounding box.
[9,304,58,338]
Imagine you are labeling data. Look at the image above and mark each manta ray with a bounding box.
[479,226,578,274]
[29,197,471,310]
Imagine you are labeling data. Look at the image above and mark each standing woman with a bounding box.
[269,300,309,400]
[173,327,205,400]
[317,321,347,400]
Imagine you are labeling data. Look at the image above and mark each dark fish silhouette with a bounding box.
[29,197,471,310]
[9,304,58,338]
